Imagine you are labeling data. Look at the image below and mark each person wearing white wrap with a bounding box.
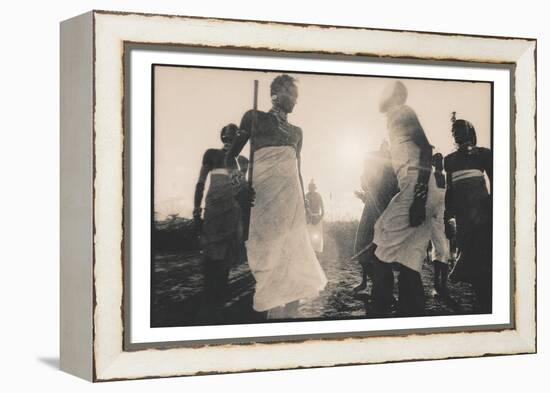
[371,80,437,317]
[226,75,327,319]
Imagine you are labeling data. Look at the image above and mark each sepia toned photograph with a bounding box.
[59,11,535,380]
[150,64,494,328]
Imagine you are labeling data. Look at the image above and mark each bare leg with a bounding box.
[433,261,441,294]
[371,256,394,316]
[433,260,450,297]
[353,264,368,293]
[397,264,425,317]
[266,301,301,320]
[199,257,230,323]
[266,306,285,320]
[284,300,301,318]
[439,262,448,296]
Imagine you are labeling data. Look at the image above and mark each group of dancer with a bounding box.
[192,74,492,322]
[353,81,492,316]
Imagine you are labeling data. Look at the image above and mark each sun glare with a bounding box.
[338,137,367,167]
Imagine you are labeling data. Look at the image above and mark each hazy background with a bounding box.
[154,66,491,220]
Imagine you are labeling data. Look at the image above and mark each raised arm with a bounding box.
[225,110,254,174]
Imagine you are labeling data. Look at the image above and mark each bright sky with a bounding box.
[154,66,491,221]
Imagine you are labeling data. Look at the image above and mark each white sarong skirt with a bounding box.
[247,146,327,311]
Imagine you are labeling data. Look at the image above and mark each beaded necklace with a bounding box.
[268,107,292,139]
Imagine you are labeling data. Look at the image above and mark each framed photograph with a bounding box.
[60,10,536,381]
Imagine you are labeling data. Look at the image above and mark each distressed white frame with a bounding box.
[60,10,536,381]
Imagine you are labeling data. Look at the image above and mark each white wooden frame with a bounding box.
[60,10,536,381]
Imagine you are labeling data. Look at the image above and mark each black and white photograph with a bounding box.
[150,65,494,328]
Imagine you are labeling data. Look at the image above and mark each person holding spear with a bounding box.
[226,74,327,319]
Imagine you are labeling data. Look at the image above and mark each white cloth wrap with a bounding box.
[373,139,442,273]
[429,187,450,263]
[210,168,229,176]
[451,168,484,182]
[247,146,327,311]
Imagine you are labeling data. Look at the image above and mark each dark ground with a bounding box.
[151,227,478,327]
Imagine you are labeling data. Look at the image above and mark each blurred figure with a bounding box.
[193,123,249,322]
[305,179,325,253]
[444,118,493,313]
[371,80,440,317]
[352,141,398,294]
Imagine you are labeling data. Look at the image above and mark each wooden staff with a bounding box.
[349,242,376,263]
[243,80,258,240]
[248,80,258,186]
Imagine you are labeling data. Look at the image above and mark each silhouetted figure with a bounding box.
[444,118,493,313]
[193,124,249,322]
